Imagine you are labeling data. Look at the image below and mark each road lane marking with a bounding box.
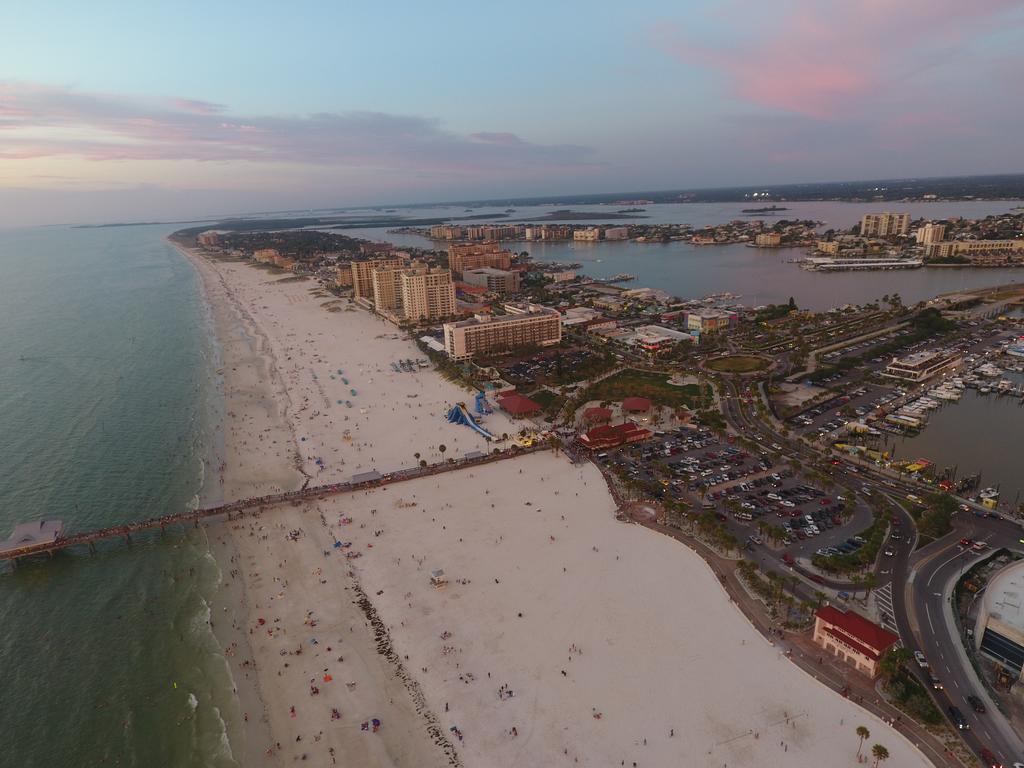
[927,605,936,634]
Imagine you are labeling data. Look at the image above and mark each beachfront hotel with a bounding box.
[860,212,910,237]
[443,306,562,360]
[399,267,456,323]
[448,242,513,276]
[352,256,408,301]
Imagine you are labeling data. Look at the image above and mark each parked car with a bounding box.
[913,651,929,669]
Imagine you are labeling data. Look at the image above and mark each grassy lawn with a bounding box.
[580,369,712,409]
[527,388,564,414]
[706,355,769,373]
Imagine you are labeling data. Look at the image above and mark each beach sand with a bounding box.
[180,245,932,768]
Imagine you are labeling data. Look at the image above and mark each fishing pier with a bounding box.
[1,443,550,569]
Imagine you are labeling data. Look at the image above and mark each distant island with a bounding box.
[741,205,789,213]
[511,209,647,222]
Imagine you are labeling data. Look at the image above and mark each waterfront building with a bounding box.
[442,307,562,360]
[448,242,513,276]
[352,256,408,300]
[927,239,1024,260]
[974,560,1024,680]
[915,222,946,245]
[430,225,465,240]
[816,240,841,255]
[754,232,782,247]
[399,268,455,323]
[604,227,629,241]
[882,349,961,383]
[540,225,572,241]
[573,227,601,242]
[461,267,521,294]
[860,212,910,237]
[813,606,899,677]
[544,270,577,283]
[197,230,220,247]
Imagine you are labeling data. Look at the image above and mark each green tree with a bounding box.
[871,743,889,768]
[855,726,870,760]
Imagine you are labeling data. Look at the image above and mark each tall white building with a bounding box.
[860,213,910,237]
[915,222,946,245]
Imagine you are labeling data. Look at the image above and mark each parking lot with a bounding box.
[596,426,873,566]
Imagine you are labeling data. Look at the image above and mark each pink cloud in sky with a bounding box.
[171,98,225,115]
[653,0,1021,120]
[0,82,596,176]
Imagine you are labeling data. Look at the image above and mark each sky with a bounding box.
[1,0,1022,225]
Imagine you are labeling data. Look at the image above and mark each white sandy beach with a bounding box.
[182,246,932,768]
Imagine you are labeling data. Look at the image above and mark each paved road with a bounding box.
[716,371,1024,766]
[908,521,1024,767]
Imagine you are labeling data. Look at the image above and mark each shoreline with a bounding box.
[173,240,470,766]
[170,238,935,767]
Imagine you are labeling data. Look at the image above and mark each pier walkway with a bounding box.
[1,443,549,566]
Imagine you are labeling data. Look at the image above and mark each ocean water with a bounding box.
[0,225,238,767]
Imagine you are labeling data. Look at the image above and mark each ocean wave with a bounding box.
[191,597,212,638]
[212,706,235,763]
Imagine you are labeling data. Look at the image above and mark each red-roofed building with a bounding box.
[577,422,651,451]
[813,606,899,677]
[622,397,652,413]
[582,406,613,426]
[496,392,542,418]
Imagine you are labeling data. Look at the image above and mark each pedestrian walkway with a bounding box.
[874,582,899,636]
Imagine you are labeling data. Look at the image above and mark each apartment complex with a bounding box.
[882,349,961,382]
[461,267,521,294]
[754,232,782,247]
[573,227,600,242]
[859,212,910,237]
[448,242,513,276]
[604,227,629,241]
[927,239,1024,259]
[915,222,946,245]
[352,256,407,300]
[400,268,456,322]
[443,307,561,360]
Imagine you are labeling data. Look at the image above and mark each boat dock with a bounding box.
[0,443,548,568]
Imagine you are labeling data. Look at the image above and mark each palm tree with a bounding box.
[855,726,870,760]
[871,743,889,767]
[438,444,446,459]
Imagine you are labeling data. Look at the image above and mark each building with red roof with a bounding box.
[577,422,651,451]
[813,605,899,677]
[581,406,613,425]
[622,397,652,413]
[496,392,542,418]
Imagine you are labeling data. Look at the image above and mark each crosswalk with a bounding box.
[874,582,899,635]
